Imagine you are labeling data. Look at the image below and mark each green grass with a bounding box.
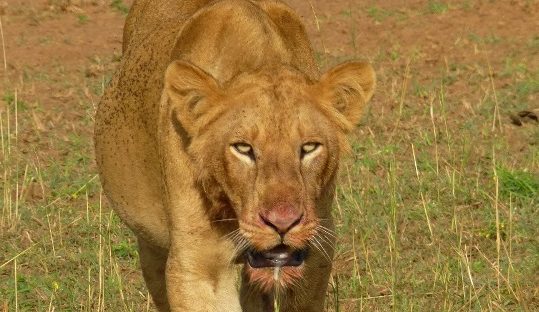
[77,14,89,25]
[468,33,502,45]
[528,35,539,51]
[331,107,538,310]
[111,0,130,15]
[427,1,449,14]
[515,76,539,99]
[366,6,392,22]
[497,167,539,199]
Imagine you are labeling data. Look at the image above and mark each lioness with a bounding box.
[95,0,375,311]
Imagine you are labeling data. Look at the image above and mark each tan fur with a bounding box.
[95,0,375,311]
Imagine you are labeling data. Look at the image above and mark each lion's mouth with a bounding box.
[245,244,308,268]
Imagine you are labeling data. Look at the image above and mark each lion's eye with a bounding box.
[301,142,321,159]
[231,143,255,163]
[234,143,252,154]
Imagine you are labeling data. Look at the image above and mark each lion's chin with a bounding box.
[244,264,304,292]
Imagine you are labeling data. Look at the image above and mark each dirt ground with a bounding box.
[1,0,538,311]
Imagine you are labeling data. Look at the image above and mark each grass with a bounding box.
[427,1,449,14]
[497,168,538,199]
[111,0,130,15]
[77,14,89,25]
[366,6,392,23]
[330,98,538,310]
[1,0,539,311]
[0,84,147,310]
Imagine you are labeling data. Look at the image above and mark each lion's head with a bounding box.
[163,61,375,291]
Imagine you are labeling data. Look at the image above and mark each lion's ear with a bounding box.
[317,61,376,131]
[164,61,223,136]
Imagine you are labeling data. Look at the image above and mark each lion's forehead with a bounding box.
[228,102,330,142]
[213,72,338,148]
[228,87,328,128]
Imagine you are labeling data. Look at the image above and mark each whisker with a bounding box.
[286,276,303,292]
[315,232,335,252]
[223,229,243,242]
[307,240,322,258]
[310,236,332,263]
[231,233,244,244]
[313,225,337,254]
[315,228,335,244]
[316,225,336,238]
[317,228,336,240]
[222,229,251,265]
[212,218,239,223]
[232,235,248,252]
[308,239,330,263]
[229,237,250,265]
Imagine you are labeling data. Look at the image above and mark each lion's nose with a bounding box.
[260,202,303,235]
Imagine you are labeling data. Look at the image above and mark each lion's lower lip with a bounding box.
[246,245,307,268]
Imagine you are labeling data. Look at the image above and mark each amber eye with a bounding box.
[300,142,321,159]
[231,143,255,162]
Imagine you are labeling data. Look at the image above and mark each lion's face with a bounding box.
[164,62,375,290]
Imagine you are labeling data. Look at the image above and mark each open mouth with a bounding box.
[245,244,308,268]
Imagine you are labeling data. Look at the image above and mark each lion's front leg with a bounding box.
[165,231,242,312]
[240,251,333,312]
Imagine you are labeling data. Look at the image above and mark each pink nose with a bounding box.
[260,202,303,234]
